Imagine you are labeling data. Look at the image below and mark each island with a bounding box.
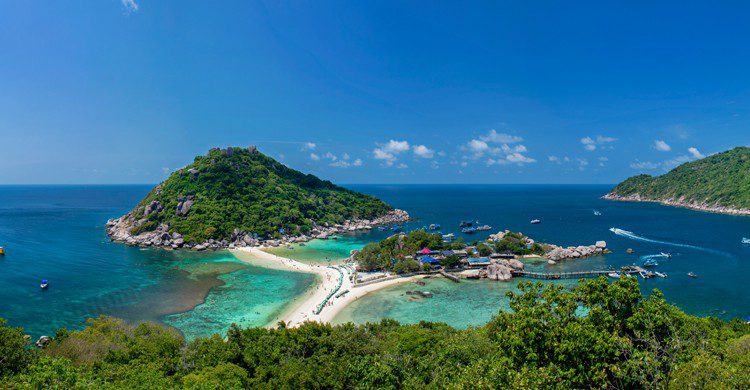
[106,146,409,249]
[604,146,750,216]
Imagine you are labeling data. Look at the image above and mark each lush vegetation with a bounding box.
[609,146,750,209]
[126,147,393,242]
[2,278,748,388]
[356,230,546,272]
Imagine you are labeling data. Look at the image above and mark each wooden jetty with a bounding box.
[511,270,638,280]
[439,271,461,283]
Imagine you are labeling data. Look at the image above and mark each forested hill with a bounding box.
[108,146,395,244]
[605,146,750,212]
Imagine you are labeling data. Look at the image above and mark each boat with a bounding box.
[461,227,477,234]
[593,210,601,216]
[687,272,697,278]
[643,259,658,267]
[377,226,386,231]
[442,233,455,243]
[459,220,473,228]
[428,223,441,230]
[654,272,668,278]
[639,270,655,279]
[40,280,49,289]
[0,246,4,255]
[660,252,672,258]
[391,225,402,232]
[626,248,634,254]
[742,237,750,244]
[530,219,541,224]
[607,272,620,278]
[475,224,492,231]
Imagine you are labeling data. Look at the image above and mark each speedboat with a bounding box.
[461,227,477,234]
[0,246,5,255]
[687,272,697,278]
[626,248,635,254]
[475,225,492,231]
[742,237,750,244]
[593,210,602,216]
[643,259,658,267]
[660,252,672,258]
[654,272,668,278]
[530,219,541,224]
[428,223,441,230]
[607,272,620,278]
[40,280,49,289]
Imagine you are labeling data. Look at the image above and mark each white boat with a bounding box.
[530,219,541,224]
[40,280,49,289]
[655,272,668,278]
[607,272,620,278]
[593,210,601,216]
[660,252,672,258]
[742,237,750,244]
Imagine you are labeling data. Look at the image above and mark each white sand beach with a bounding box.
[231,247,422,327]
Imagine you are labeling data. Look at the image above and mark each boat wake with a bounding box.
[609,227,729,257]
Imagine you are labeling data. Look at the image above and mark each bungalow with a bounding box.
[441,250,455,257]
[419,256,441,266]
[452,249,468,258]
[490,251,515,259]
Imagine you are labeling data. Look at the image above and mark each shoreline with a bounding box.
[230,247,422,327]
[602,193,750,217]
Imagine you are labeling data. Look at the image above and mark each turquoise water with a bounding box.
[0,186,315,338]
[333,277,579,328]
[1,184,748,338]
[264,234,386,265]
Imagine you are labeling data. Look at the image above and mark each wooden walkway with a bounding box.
[511,270,632,280]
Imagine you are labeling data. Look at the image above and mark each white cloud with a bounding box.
[397,163,408,169]
[330,157,363,168]
[310,153,320,161]
[323,152,337,161]
[506,153,536,164]
[548,156,560,163]
[352,159,363,167]
[688,147,704,159]
[468,139,489,154]
[373,140,410,166]
[581,135,617,151]
[302,142,317,151]
[412,145,435,159]
[479,129,523,144]
[654,140,671,152]
[121,0,138,12]
[630,161,660,170]
[341,153,350,160]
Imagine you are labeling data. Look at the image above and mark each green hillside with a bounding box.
[120,147,393,243]
[608,146,750,210]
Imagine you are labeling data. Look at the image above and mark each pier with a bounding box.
[511,269,638,280]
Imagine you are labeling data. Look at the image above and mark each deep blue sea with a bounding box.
[1,185,748,338]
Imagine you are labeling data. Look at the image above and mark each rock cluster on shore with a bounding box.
[106,209,411,250]
[545,240,609,264]
[603,193,750,216]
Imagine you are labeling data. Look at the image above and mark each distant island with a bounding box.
[604,146,750,216]
[107,146,409,249]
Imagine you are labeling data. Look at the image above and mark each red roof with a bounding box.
[420,247,431,254]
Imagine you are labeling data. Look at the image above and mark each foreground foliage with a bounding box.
[609,146,750,209]
[1,277,748,388]
[127,147,393,242]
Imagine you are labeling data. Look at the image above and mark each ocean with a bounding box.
[1,184,748,338]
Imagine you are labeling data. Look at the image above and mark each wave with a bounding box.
[609,227,729,257]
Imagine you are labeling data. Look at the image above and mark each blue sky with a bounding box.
[1,1,749,184]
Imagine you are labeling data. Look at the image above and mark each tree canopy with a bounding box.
[1,278,748,388]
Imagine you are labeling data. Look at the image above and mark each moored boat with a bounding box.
[607,272,620,278]
[459,220,473,228]
[742,237,750,244]
[428,223,441,230]
[475,224,491,231]
[40,280,49,289]
[655,272,668,278]
[687,272,697,278]
[461,227,477,234]
[530,219,541,224]
[0,246,4,255]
